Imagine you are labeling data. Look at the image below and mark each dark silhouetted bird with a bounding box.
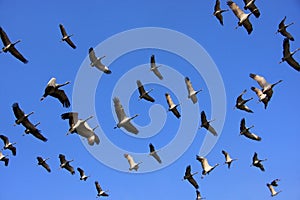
[59,24,76,49]
[0,135,16,156]
[137,80,155,102]
[37,156,51,172]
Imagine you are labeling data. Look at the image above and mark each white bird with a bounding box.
[222,150,237,169]
[0,151,9,166]
[149,143,162,164]
[40,77,71,108]
[113,97,139,134]
[185,77,202,104]
[227,0,254,34]
[77,167,90,181]
[0,135,16,156]
[95,181,109,197]
[150,55,163,80]
[124,153,142,171]
[196,156,219,178]
[89,47,112,74]
[59,24,76,49]
[267,183,282,197]
[165,93,181,118]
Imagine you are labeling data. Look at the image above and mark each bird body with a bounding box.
[59,154,75,175]
[137,80,155,102]
[37,156,51,172]
[200,111,217,136]
[196,156,219,178]
[165,93,181,118]
[240,118,261,141]
[41,77,71,108]
[185,77,202,104]
[222,150,237,168]
[149,143,162,164]
[124,153,142,171]
[213,0,229,25]
[280,38,300,71]
[150,55,163,80]
[0,27,28,63]
[95,181,109,197]
[0,135,16,156]
[183,165,199,189]
[89,47,112,74]
[113,97,139,134]
[235,89,253,113]
[59,24,76,49]
[251,152,266,171]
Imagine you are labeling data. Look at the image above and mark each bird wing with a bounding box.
[61,112,79,128]
[123,121,139,134]
[0,135,9,146]
[77,167,84,177]
[267,184,276,196]
[252,152,258,163]
[250,86,267,102]
[9,146,16,156]
[89,47,98,63]
[165,93,175,108]
[185,77,195,96]
[152,67,163,80]
[242,18,253,35]
[12,103,25,120]
[59,24,67,37]
[50,89,71,108]
[278,16,286,30]
[150,55,156,68]
[171,107,181,119]
[0,27,11,46]
[227,1,245,20]
[24,121,48,142]
[95,181,102,193]
[243,0,260,18]
[222,150,230,161]
[216,13,224,25]
[113,97,127,122]
[65,37,76,49]
[214,0,221,11]
[151,152,162,163]
[249,73,269,89]
[137,80,146,94]
[42,161,51,172]
[196,156,209,170]
[124,154,137,168]
[240,118,246,132]
[286,56,300,71]
[59,154,66,164]
[8,45,28,63]
[37,156,43,163]
[65,163,75,174]
[207,124,217,136]
[244,131,261,141]
[200,111,208,125]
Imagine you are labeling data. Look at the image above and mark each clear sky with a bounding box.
[0,0,300,199]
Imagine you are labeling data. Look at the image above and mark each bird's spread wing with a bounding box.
[95,181,101,193]
[227,1,244,20]
[165,93,175,108]
[242,18,253,34]
[65,38,76,49]
[207,124,217,136]
[50,89,70,108]
[240,118,246,132]
[201,111,207,125]
[152,67,163,80]
[0,27,11,46]
[59,24,67,37]
[244,131,261,141]
[124,154,136,168]
[77,167,84,176]
[12,103,25,120]
[0,135,8,145]
[185,77,195,96]
[250,73,268,89]
[24,120,47,142]
[171,107,181,119]
[137,80,146,94]
[214,0,221,12]
[9,46,28,63]
[89,47,97,63]
[123,121,139,134]
[113,97,126,122]
[61,112,78,128]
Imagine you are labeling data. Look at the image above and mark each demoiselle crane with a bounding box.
[235,89,253,113]
[124,153,142,171]
[251,152,267,171]
[113,97,139,134]
[280,38,300,71]
[0,151,9,166]
[183,165,199,189]
[59,154,75,175]
[40,77,71,108]
[59,24,76,49]
[165,93,181,118]
[243,0,260,18]
[267,183,282,197]
[137,80,155,102]
[240,118,261,141]
[0,135,16,156]
[150,55,163,80]
[222,150,237,169]
[276,16,294,41]
[77,167,90,181]
[200,111,217,136]
[185,77,202,104]
[89,47,112,74]
[196,155,219,178]
[149,143,162,164]
[12,103,47,142]
[213,0,229,26]
[95,181,109,197]
[0,27,28,63]
[37,156,51,172]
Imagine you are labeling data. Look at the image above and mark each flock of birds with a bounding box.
[0,0,298,199]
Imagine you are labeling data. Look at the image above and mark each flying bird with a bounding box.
[251,152,267,171]
[222,150,237,169]
[150,55,163,80]
[213,0,229,25]
[113,97,139,134]
[95,181,109,197]
[183,165,199,189]
[0,27,28,63]
[59,154,75,175]
[235,89,253,113]
[279,38,300,71]
[227,0,254,34]
[250,87,269,109]
[243,0,260,18]
[276,16,294,41]
[40,77,71,108]
[124,153,142,171]
[0,135,16,156]
[240,118,261,141]
[185,77,202,104]
[37,156,51,172]
[267,183,282,197]
[77,167,90,181]
[89,47,112,74]
[196,190,205,200]
[61,112,100,146]
[270,179,280,187]
[196,155,219,178]
[149,143,162,164]
[12,103,48,142]
[59,24,76,49]
[0,151,9,166]
[165,93,181,118]
[200,111,217,136]
[137,80,155,102]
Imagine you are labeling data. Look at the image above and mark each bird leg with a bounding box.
[291,48,300,56]
[247,125,255,131]
[99,55,106,61]
[146,88,154,95]
[208,119,216,123]
[130,114,139,120]
[57,81,70,88]
[285,22,294,28]
[92,125,99,131]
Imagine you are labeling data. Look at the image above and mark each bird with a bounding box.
[243,0,260,18]
[61,112,100,146]
[59,154,75,175]
[235,89,253,113]
[0,151,9,166]
[37,156,51,172]
[227,0,254,34]
[136,80,155,102]
[89,47,112,74]
[196,190,205,200]
[200,111,217,136]
[0,27,28,63]
[250,87,269,109]
[213,0,229,26]
[40,77,71,108]
[95,181,109,197]
[249,73,282,104]
[267,183,282,197]
[165,93,181,118]
[251,152,267,171]
[12,103,48,142]
[59,24,76,49]
[124,153,142,171]
[276,16,294,41]
[196,155,219,178]
[183,165,199,189]
[279,38,300,71]
[0,135,16,156]
[77,167,90,181]
[113,97,139,134]
[270,179,280,187]
[239,118,261,141]
[185,77,202,104]
[149,143,162,164]
[150,55,163,80]
[222,150,237,169]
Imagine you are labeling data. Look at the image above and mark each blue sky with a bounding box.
[0,0,300,199]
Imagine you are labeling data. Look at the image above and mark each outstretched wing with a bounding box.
[61,112,79,128]
[113,97,127,122]
[50,89,71,108]
[24,121,47,142]
[12,103,25,120]
[59,24,67,37]
[0,27,11,46]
